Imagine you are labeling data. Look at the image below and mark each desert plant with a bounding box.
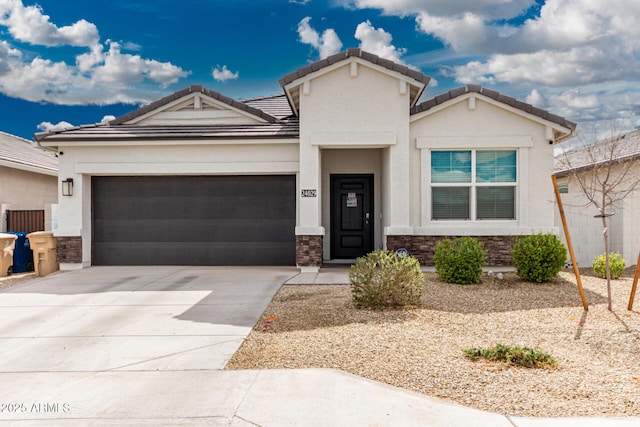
[349,250,424,309]
[593,252,625,279]
[464,343,557,368]
[511,233,567,283]
[433,237,486,284]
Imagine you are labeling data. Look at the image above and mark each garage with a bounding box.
[92,175,296,266]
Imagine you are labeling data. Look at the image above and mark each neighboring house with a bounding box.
[35,49,575,271]
[0,131,58,232]
[555,129,640,267]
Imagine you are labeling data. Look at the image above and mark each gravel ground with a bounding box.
[0,272,38,291]
[227,269,640,417]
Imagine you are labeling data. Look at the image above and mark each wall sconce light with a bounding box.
[62,178,74,196]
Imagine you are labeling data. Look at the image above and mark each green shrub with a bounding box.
[511,233,566,283]
[592,252,626,279]
[349,250,424,309]
[433,237,486,284]
[464,343,557,368]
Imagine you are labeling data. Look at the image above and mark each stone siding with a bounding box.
[387,235,518,266]
[296,235,323,267]
[56,236,82,264]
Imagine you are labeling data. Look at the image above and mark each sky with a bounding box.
[1,0,639,142]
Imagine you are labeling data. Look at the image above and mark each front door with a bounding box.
[330,174,374,259]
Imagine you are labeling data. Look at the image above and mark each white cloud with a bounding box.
[0,39,189,104]
[354,20,406,64]
[37,121,74,132]
[100,115,116,124]
[91,42,187,87]
[526,89,547,109]
[0,0,99,47]
[212,65,239,82]
[289,0,311,4]
[0,2,189,105]
[342,0,535,20]
[297,17,343,59]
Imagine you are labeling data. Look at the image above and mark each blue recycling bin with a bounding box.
[7,232,34,273]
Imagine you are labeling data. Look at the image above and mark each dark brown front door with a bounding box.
[330,174,374,259]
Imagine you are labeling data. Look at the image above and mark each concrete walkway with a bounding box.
[0,267,637,426]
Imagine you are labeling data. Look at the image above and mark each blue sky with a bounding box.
[1,0,639,141]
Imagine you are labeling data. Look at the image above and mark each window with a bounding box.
[558,183,569,194]
[431,149,517,220]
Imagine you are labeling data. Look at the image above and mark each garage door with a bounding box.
[92,176,296,266]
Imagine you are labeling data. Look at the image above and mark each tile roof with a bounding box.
[555,128,640,176]
[243,94,293,119]
[110,85,279,125]
[36,121,299,143]
[0,131,58,173]
[411,84,577,131]
[279,48,431,87]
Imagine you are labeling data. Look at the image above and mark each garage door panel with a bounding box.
[94,219,295,243]
[92,176,295,266]
[95,197,294,221]
[93,242,296,266]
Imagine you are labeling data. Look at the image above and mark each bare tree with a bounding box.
[556,122,640,310]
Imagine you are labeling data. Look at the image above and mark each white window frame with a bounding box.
[430,149,518,221]
[417,136,533,230]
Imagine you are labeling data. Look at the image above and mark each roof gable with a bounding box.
[411,85,576,140]
[111,85,278,125]
[280,49,430,116]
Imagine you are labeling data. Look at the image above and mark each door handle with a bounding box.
[365,212,370,225]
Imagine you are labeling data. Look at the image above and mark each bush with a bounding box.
[349,250,424,309]
[433,237,486,284]
[511,233,566,283]
[464,343,557,368]
[592,252,626,279]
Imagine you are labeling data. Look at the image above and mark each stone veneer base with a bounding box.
[387,235,518,266]
[296,235,323,268]
[56,236,83,264]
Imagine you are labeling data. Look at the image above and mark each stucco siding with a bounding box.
[297,60,412,240]
[557,163,640,267]
[410,95,557,235]
[0,165,57,231]
[0,165,57,209]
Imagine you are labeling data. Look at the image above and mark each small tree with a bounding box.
[557,122,640,310]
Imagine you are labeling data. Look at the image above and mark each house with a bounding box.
[0,131,58,232]
[35,49,575,271]
[555,129,640,267]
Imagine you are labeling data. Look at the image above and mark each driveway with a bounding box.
[0,266,296,423]
[0,266,294,372]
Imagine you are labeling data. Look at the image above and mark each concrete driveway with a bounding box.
[0,266,296,424]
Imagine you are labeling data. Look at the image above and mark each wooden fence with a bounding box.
[6,210,44,232]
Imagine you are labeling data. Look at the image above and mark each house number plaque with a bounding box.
[301,189,317,197]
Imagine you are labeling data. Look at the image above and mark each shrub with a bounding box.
[464,343,557,368]
[349,250,424,309]
[511,233,566,283]
[433,237,486,284]
[592,252,626,279]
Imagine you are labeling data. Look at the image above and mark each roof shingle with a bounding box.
[109,85,279,125]
[0,131,57,173]
[411,85,577,131]
[279,49,431,87]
